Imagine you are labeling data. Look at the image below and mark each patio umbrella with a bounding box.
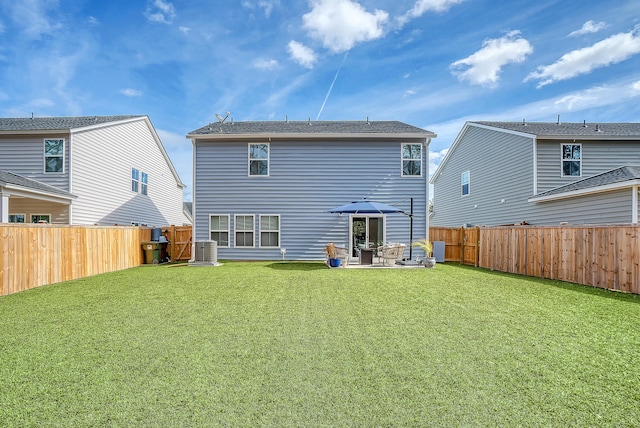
[328,200,405,214]
[328,200,414,259]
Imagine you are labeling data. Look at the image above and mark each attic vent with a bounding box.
[195,240,218,264]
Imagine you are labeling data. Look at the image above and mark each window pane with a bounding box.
[403,160,421,176]
[141,172,148,184]
[236,232,253,247]
[462,183,469,195]
[572,145,581,159]
[250,144,269,159]
[211,232,229,246]
[261,231,278,247]
[132,181,139,192]
[250,160,268,175]
[44,139,63,156]
[132,168,139,180]
[9,214,25,223]
[563,161,580,176]
[45,157,63,172]
[211,216,220,230]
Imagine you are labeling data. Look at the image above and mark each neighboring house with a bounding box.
[0,115,186,226]
[183,202,193,226]
[187,120,436,261]
[430,121,640,227]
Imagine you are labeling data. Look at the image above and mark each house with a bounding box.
[430,121,640,227]
[0,115,186,226]
[187,120,436,261]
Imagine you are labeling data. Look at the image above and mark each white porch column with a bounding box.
[0,191,9,223]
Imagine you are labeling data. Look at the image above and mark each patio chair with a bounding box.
[380,244,405,266]
[334,246,349,267]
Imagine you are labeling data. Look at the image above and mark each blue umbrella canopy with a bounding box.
[328,201,405,214]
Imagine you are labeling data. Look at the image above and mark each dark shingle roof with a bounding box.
[0,170,75,198]
[473,121,640,138]
[534,166,640,198]
[0,115,144,131]
[188,120,434,137]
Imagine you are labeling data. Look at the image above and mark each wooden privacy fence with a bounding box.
[0,225,151,296]
[480,225,639,294]
[429,226,480,266]
[430,225,640,294]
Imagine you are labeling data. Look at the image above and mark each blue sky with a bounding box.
[1,0,640,201]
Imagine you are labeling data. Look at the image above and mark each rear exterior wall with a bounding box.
[194,138,428,260]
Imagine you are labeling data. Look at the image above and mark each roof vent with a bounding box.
[366,116,370,124]
[556,114,560,124]
[285,114,288,123]
[308,117,312,125]
[583,120,587,128]
[595,124,602,132]
[522,119,526,126]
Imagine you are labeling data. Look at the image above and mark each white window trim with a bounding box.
[209,214,230,248]
[43,138,65,174]
[401,143,423,177]
[461,171,470,197]
[31,213,51,223]
[234,214,255,248]
[9,213,26,223]
[561,143,582,178]
[259,214,281,248]
[248,143,270,177]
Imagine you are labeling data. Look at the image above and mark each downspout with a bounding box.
[532,136,538,196]
[425,137,430,244]
[68,133,73,224]
[190,137,197,262]
[633,185,639,224]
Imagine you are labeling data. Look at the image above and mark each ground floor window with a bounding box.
[260,215,280,248]
[9,214,25,223]
[235,215,255,248]
[31,214,51,223]
[210,215,230,247]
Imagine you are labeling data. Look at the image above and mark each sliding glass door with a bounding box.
[350,215,384,257]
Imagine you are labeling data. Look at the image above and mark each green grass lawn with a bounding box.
[1,262,640,427]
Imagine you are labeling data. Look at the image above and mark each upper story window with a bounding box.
[44,139,64,173]
[249,143,269,176]
[210,215,230,247]
[235,215,255,247]
[260,215,280,248]
[132,168,149,194]
[562,144,581,177]
[402,143,422,176]
[461,171,470,196]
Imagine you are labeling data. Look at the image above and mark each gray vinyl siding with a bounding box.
[537,140,640,193]
[0,133,70,191]
[194,139,428,260]
[431,126,534,227]
[70,119,185,226]
[529,189,634,225]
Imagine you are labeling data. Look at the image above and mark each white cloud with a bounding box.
[302,0,388,53]
[568,20,607,37]
[450,31,533,87]
[144,0,176,24]
[632,80,640,92]
[526,28,640,87]
[242,1,280,18]
[398,0,465,26]
[120,88,143,97]
[87,16,99,26]
[287,40,317,69]
[253,58,280,70]
[179,26,190,34]
[404,90,417,97]
[7,0,62,39]
[429,148,449,177]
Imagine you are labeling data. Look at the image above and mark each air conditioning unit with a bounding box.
[194,240,218,264]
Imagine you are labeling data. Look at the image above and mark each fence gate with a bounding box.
[429,226,479,266]
[163,226,192,262]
